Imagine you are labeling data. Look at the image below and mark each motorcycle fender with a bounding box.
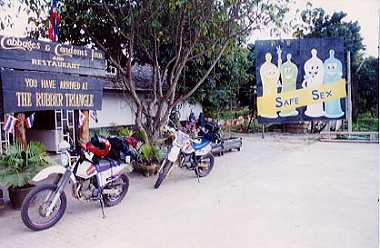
[195,144,212,156]
[168,146,181,162]
[32,165,77,184]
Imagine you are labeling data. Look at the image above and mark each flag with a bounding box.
[79,110,86,128]
[3,115,17,133]
[25,113,35,129]
[48,0,61,42]
[90,110,98,123]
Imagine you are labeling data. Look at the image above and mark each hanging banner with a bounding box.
[255,38,347,124]
[1,69,103,113]
[0,35,106,76]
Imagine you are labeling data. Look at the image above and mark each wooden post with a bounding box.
[346,51,353,132]
[15,113,27,150]
[79,110,90,144]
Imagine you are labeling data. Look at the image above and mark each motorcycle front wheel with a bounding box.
[154,160,173,189]
[195,153,214,177]
[21,184,67,231]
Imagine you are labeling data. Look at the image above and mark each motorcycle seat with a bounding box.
[192,138,210,150]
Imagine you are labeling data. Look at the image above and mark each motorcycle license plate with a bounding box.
[168,146,180,162]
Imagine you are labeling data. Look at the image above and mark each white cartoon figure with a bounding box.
[279,53,299,117]
[259,51,281,118]
[323,49,345,118]
[302,49,325,117]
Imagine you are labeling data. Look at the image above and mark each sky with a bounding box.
[0,0,379,56]
[301,0,379,56]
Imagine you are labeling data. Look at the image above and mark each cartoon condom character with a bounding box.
[279,53,299,117]
[259,53,280,118]
[302,49,325,117]
[323,49,345,118]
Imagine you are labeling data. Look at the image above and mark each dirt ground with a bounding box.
[0,133,378,248]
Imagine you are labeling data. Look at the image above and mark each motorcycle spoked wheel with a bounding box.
[195,153,214,177]
[154,160,173,189]
[103,174,129,207]
[21,184,67,231]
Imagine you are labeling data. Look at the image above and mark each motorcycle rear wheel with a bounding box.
[154,160,173,189]
[103,174,129,207]
[21,184,67,231]
[195,153,214,177]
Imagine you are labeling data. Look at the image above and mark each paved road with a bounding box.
[0,134,378,248]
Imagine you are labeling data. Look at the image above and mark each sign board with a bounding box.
[255,38,347,124]
[0,36,106,77]
[1,69,103,113]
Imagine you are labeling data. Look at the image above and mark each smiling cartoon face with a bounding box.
[304,49,324,83]
[324,49,342,82]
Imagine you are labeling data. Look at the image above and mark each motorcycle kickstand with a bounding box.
[99,195,106,219]
[195,167,200,183]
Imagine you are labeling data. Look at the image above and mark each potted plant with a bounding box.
[0,142,49,209]
[134,144,161,177]
[118,127,134,138]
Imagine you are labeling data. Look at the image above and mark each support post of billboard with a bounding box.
[346,51,353,132]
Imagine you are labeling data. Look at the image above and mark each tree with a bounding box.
[0,1,15,30]
[25,0,290,143]
[294,6,365,58]
[294,6,378,119]
[180,44,252,117]
[354,56,379,116]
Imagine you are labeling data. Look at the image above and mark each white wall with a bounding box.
[89,92,135,128]
[177,102,203,121]
[90,92,203,128]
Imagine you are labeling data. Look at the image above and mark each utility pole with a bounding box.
[346,51,352,132]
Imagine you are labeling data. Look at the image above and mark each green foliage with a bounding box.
[133,129,147,143]
[210,107,251,120]
[138,144,161,164]
[353,112,379,132]
[118,127,134,138]
[92,128,110,138]
[353,56,379,117]
[183,45,253,114]
[294,8,364,58]
[0,142,49,188]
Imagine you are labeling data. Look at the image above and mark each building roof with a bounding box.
[103,64,160,92]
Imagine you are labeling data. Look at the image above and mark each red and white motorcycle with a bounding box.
[21,136,130,231]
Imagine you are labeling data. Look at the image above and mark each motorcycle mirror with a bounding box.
[58,140,70,151]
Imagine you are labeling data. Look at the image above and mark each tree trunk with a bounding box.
[0,189,4,209]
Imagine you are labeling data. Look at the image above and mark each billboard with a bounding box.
[0,35,106,76]
[255,38,347,124]
[1,69,103,113]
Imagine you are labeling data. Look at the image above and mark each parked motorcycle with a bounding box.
[154,125,215,189]
[21,136,131,231]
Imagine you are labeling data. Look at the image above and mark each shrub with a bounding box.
[0,142,49,188]
[353,112,379,132]
[138,144,162,165]
[118,127,134,138]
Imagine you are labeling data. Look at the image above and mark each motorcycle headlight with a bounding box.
[60,153,69,166]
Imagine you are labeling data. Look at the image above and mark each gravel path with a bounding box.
[0,134,378,248]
